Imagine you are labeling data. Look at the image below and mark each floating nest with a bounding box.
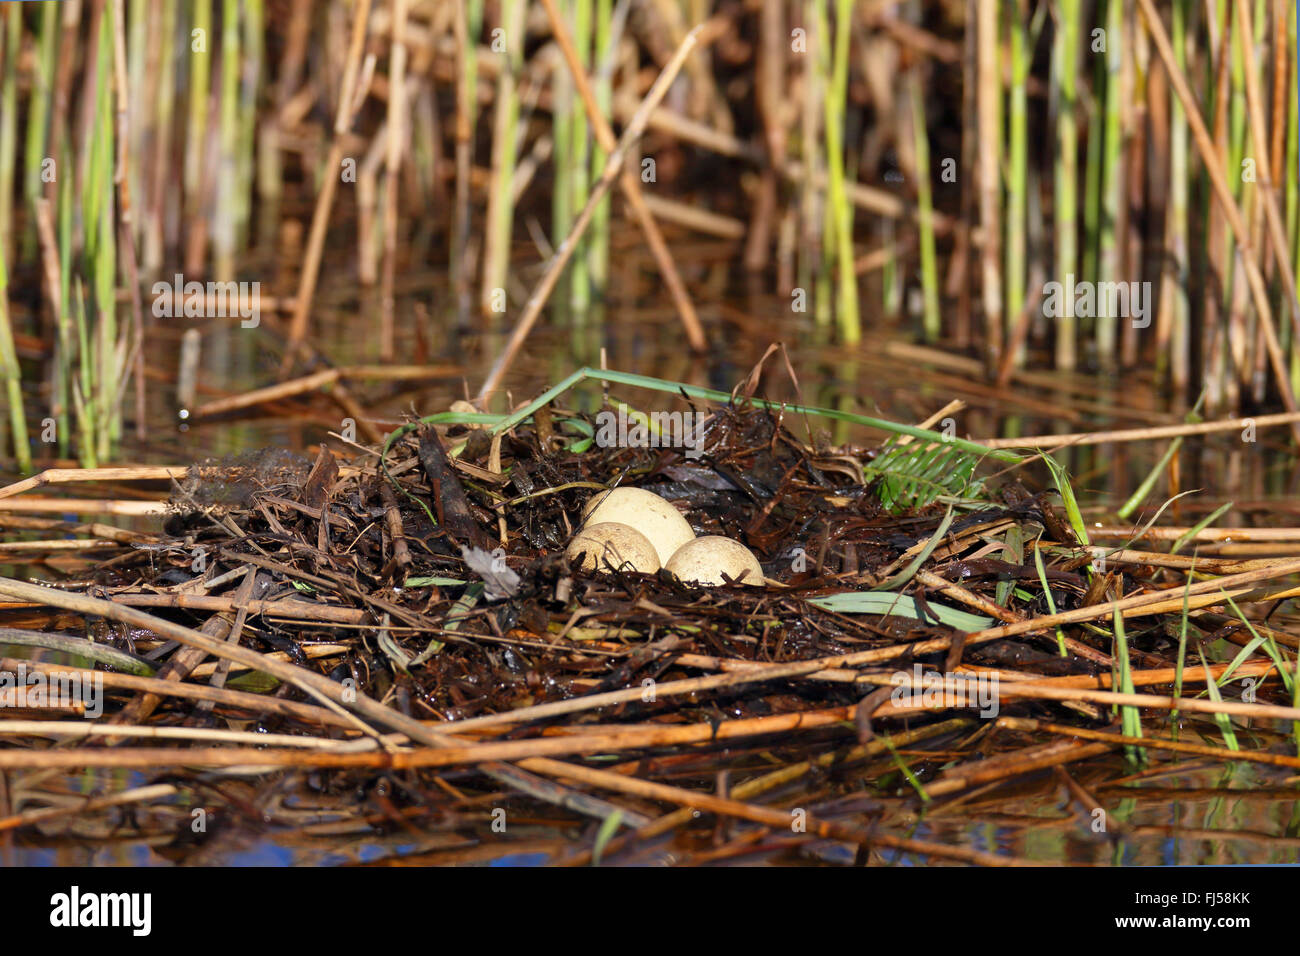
[1,398,1298,866]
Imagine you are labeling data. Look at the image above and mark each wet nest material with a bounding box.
[1,402,1299,866]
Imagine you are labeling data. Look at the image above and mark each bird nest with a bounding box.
[1,397,1297,866]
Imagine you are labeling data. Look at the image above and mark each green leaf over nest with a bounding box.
[806,590,993,631]
[867,438,986,513]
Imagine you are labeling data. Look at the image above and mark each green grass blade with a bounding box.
[1198,647,1240,751]
[1113,604,1146,763]
[806,589,993,631]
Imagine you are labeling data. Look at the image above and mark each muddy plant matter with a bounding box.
[0,392,1298,866]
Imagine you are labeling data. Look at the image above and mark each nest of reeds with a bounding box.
[1,397,1298,866]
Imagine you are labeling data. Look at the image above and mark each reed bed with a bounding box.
[0,1,1295,466]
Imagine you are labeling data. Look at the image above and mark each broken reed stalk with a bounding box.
[379,0,409,359]
[0,240,29,472]
[977,408,1300,448]
[0,656,354,729]
[450,0,482,330]
[0,497,170,514]
[0,464,189,500]
[871,672,1300,724]
[821,0,859,344]
[481,0,522,324]
[473,25,703,404]
[0,722,378,751]
[280,0,373,375]
[997,716,1300,770]
[0,708,870,769]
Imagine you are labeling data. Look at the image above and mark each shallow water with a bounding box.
[5,718,1298,866]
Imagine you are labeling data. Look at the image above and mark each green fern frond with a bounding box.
[867,439,985,513]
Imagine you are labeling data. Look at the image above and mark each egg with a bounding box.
[581,487,695,566]
[564,522,661,574]
[664,536,765,586]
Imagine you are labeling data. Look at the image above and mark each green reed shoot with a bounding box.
[144,0,178,273]
[1096,0,1123,367]
[23,2,58,256]
[0,3,19,265]
[1165,0,1191,389]
[53,149,74,457]
[1005,0,1028,364]
[1053,0,1080,370]
[1081,31,1102,288]
[0,238,29,472]
[70,279,97,467]
[215,0,241,280]
[126,0,147,250]
[568,0,592,318]
[1112,606,1146,762]
[586,0,612,303]
[910,73,939,341]
[88,7,119,462]
[1197,646,1240,751]
[551,16,573,319]
[239,0,263,251]
[1032,540,1068,656]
